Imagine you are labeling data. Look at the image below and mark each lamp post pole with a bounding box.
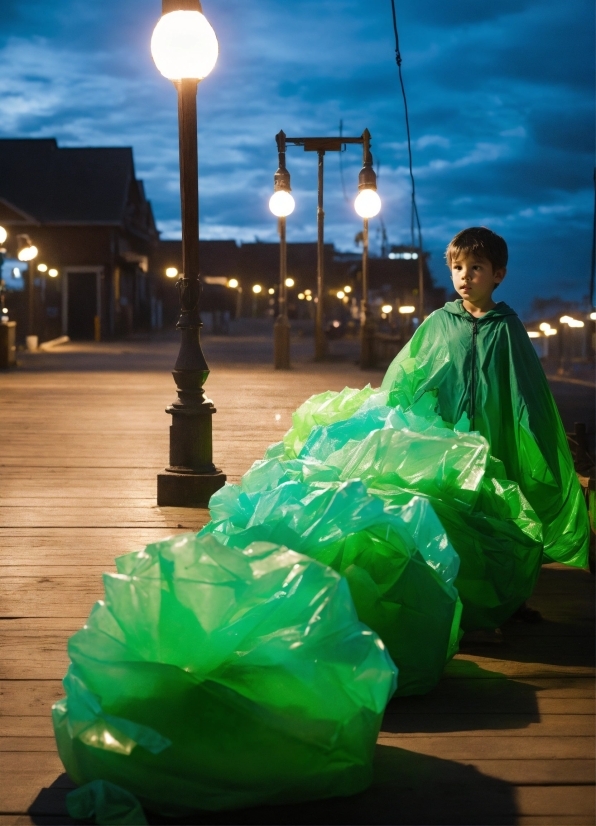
[271,130,292,370]
[282,134,366,362]
[354,130,382,370]
[315,150,327,361]
[153,0,225,507]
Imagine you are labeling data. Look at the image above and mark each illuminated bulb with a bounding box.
[527,331,540,338]
[252,284,262,294]
[285,277,294,288]
[337,290,345,299]
[381,304,393,314]
[354,189,381,219]
[165,267,178,278]
[559,316,572,324]
[268,288,275,295]
[0,226,7,245]
[569,320,585,328]
[590,312,596,321]
[151,10,218,81]
[228,278,239,288]
[269,190,295,218]
[539,322,550,332]
[18,245,38,262]
[545,328,557,335]
[399,305,415,314]
[48,268,59,278]
[298,293,305,300]
[344,286,352,293]
[37,263,48,273]
[304,289,312,296]
[306,295,312,301]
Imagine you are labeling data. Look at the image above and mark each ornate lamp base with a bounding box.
[157,467,226,507]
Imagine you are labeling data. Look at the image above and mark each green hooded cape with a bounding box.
[381,299,589,568]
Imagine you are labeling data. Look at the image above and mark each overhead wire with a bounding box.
[390,0,422,250]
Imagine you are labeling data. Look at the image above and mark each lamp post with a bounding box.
[281,133,368,361]
[354,130,381,370]
[152,0,226,507]
[17,234,39,338]
[269,131,295,370]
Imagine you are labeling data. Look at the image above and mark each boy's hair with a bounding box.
[445,227,508,272]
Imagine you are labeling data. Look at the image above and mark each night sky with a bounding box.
[1,0,593,316]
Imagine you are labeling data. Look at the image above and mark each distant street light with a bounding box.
[356,130,381,370]
[399,305,416,314]
[37,263,48,273]
[270,131,294,370]
[0,226,7,245]
[152,0,225,507]
[381,304,393,314]
[252,284,262,294]
[228,278,238,288]
[17,234,39,337]
[165,266,179,278]
[48,269,59,278]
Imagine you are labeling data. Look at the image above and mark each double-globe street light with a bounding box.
[270,131,381,367]
[152,0,226,507]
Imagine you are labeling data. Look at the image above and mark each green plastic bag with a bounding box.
[53,534,397,816]
[212,383,543,633]
[204,426,463,695]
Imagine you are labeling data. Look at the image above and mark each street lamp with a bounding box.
[355,129,381,370]
[270,131,295,370]
[152,0,225,507]
[17,234,39,337]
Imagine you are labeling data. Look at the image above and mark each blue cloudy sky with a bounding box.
[0,0,593,315]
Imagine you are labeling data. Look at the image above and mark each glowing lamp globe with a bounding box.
[269,190,295,218]
[0,226,7,245]
[354,189,381,219]
[17,244,38,262]
[151,10,218,81]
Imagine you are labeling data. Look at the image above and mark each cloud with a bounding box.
[0,0,593,315]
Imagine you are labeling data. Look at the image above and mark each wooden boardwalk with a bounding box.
[1,336,594,825]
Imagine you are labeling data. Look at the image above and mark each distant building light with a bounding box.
[389,251,419,260]
[48,268,59,278]
[268,287,275,295]
[527,331,540,338]
[228,278,239,288]
[399,305,415,314]
[37,263,48,273]
[381,304,393,314]
[252,284,262,294]
[165,267,178,278]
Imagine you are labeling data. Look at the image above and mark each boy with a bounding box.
[381,227,589,622]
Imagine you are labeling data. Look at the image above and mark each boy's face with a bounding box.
[450,253,506,306]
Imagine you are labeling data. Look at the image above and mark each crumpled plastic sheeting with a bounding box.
[52,534,397,816]
[222,384,543,633]
[203,464,462,696]
[67,780,147,825]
